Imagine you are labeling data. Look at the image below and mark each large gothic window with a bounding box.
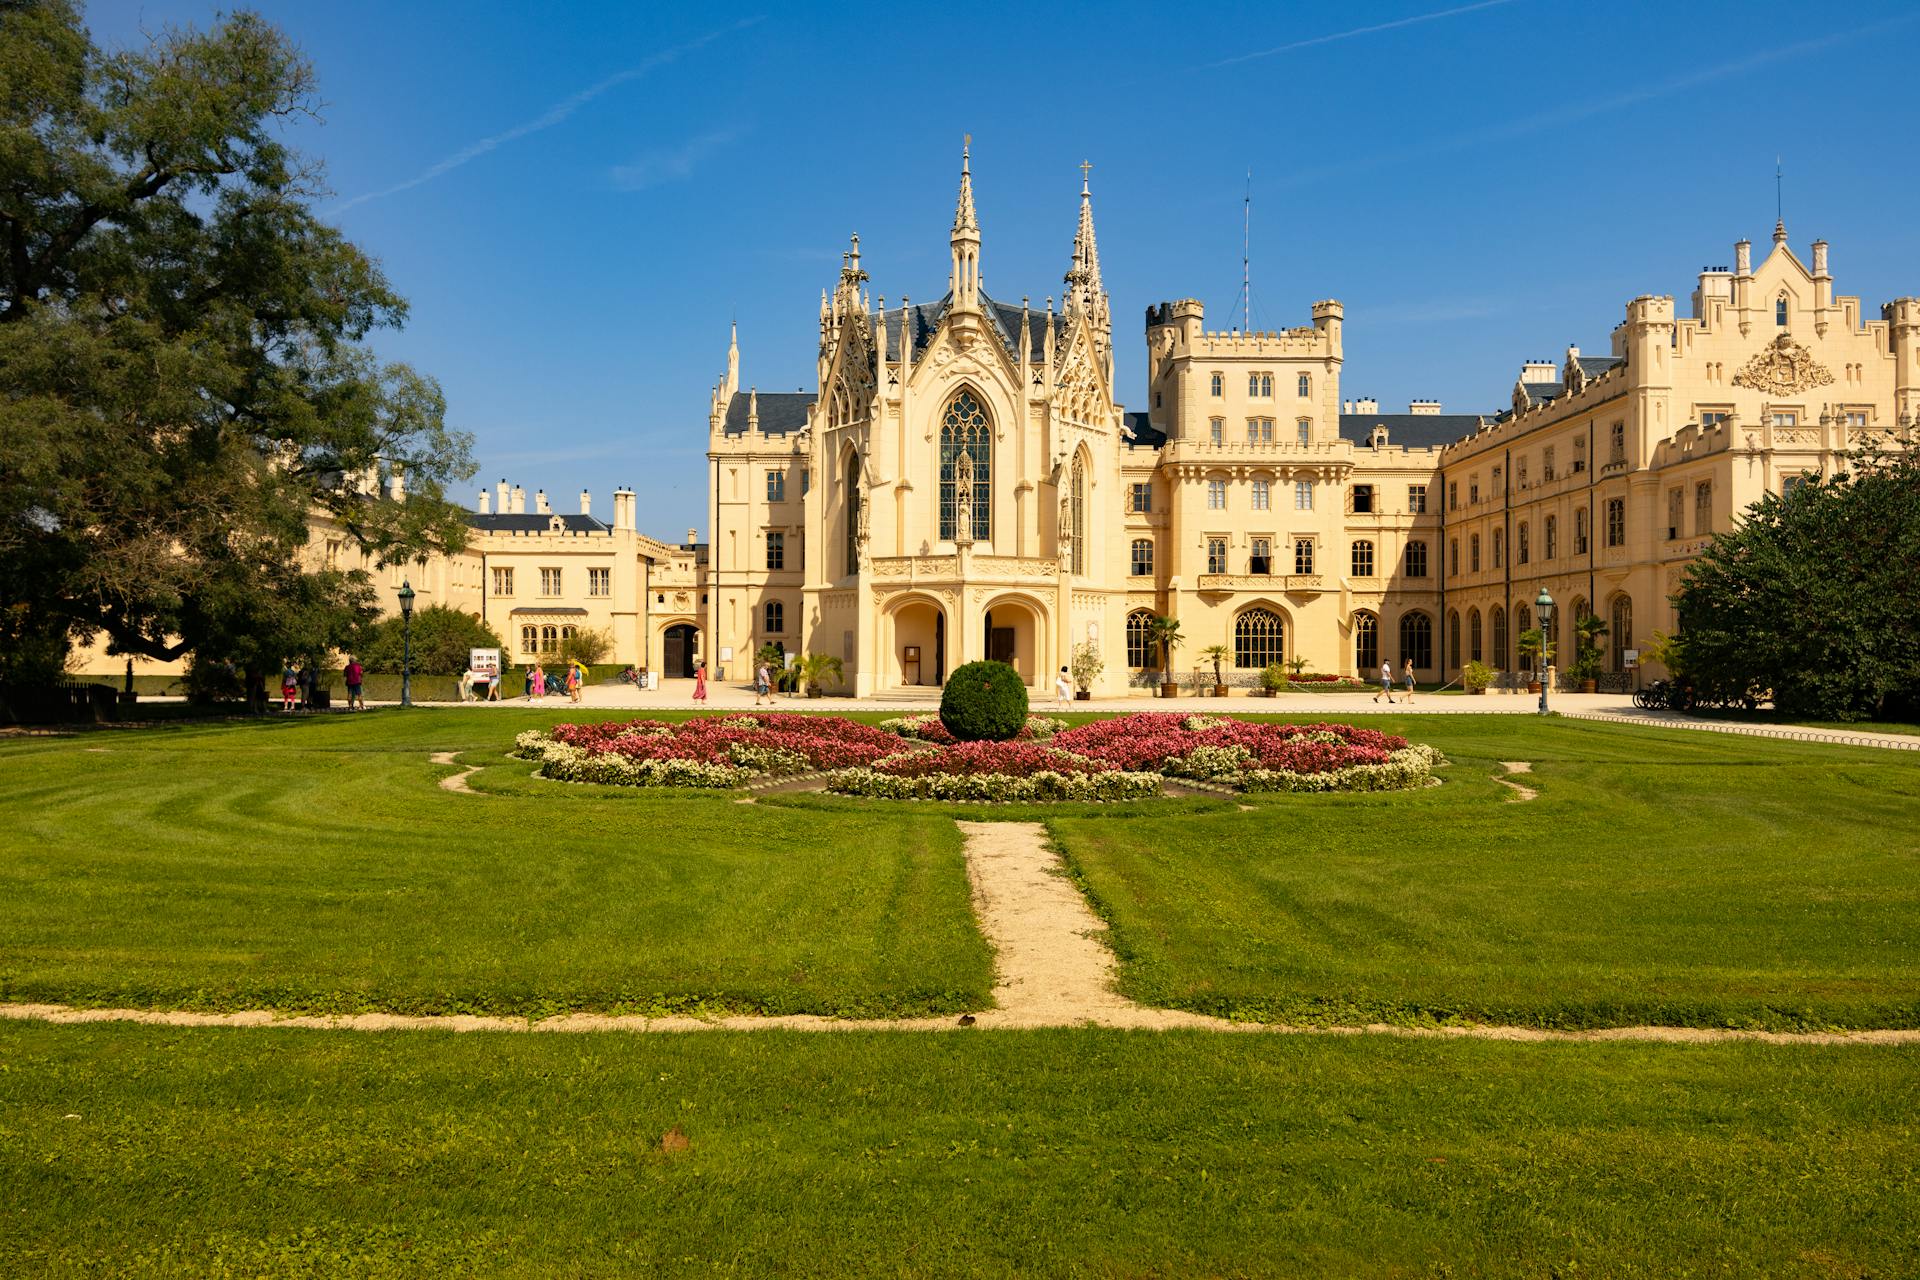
[1399,612,1433,670]
[1234,608,1285,669]
[844,452,861,577]
[1125,610,1154,669]
[1353,612,1379,673]
[1069,455,1087,575]
[939,390,992,542]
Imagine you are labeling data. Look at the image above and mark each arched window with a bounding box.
[1234,608,1286,669]
[765,601,784,634]
[1353,612,1378,673]
[540,624,559,655]
[1610,594,1634,672]
[1515,604,1532,670]
[1447,610,1461,669]
[1491,606,1508,669]
[1351,540,1375,577]
[1069,454,1086,575]
[1399,612,1433,670]
[844,452,862,576]
[520,624,538,657]
[1776,295,1788,326]
[1129,538,1153,577]
[1125,610,1155,669]
[1468,608,1483,662]
[939,390,991,541]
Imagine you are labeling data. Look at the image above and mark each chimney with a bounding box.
[496,479,509,511]
[510,485,526,514]
[388,463,405,502]
[686,527,698,547]
[1520,359,1556,384]
[1409,399,1441,415]
[1342,399,1354,414]
[535,489,551,515]
[579,488,592,517]
[613,488,635,532]
[477,487,491,514]
[1355,396,1378,415]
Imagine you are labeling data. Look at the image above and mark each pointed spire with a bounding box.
[1066,160,1103,308]
[726,321,739,392]
[952,135,978,238]
[949,134,981,307]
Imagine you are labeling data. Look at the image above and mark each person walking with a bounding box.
[280,663,298,712]
[692,660,708,706]
[1055,665,1073,710]
[343,657,364,711]
[1373,659,1395,705]
[296,662,314,710]
[1401,658,1417,705]
[458,666,475,703]
[754,660,771,707]
[566,662,582,704]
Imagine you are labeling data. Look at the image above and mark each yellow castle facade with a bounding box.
[79,148,1920,693]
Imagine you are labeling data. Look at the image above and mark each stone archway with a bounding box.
[980,595,1046,686]
[884,595,949,688]
[662,623,699,678]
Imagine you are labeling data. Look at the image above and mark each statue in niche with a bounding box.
[952,449,975,544]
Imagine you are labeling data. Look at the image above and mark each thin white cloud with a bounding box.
[1198,0,1522,70]
[332,17,764,213]
[611,126,747,191]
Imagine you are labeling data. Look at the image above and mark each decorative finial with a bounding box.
[1079,159,1092,193]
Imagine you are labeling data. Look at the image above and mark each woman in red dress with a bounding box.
[692,661,708,705]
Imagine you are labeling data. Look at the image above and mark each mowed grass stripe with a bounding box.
[2,1022,1915,1278]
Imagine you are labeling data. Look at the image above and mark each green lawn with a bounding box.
[2,1021,1913,1279]
[0,710,992,1018]
[1053,715,1920,1030]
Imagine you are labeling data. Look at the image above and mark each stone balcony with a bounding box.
[1195,573,1326,593]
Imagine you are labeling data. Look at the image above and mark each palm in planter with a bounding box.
[1148,615,1183,698]
[1516,628,1552,691]
[1200,643,1230,696]
[1571,614,1608,690]
[797,653,843,697]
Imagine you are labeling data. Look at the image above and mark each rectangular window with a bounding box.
[1771,411,1797,427]
[1542,446,1556,480]
[800,468,811,495]
[1404,540,1428,577]
[1250,537,1271,574]
[588,567,610,597]
[1469,477,1480,505]
[1293,538,1315,575]
[1209,418,1224,445]
[1408,484,1427,514]
[1296,419,1312,444]
[1492,527,1504,569]
[1210,372,1223,397]
[1518,522,1530,565]
[1517,457,1529,488]
[1573,436,1588,472]
[766,531,785,570]
[1351,540,1374,577]
[1248,373,1261,397]
[1247,418,1274,444]
[1352,484,1374,514]
[1298,373,1311,398]
[1207,479,1226,510]
[1575,507,1590,555]
[1694,481,1712,536]
[1448,481,1458,511]
[540,567,561,597]
[1544,515,1557,560]
[1700,411,1729,427]
[1470,534,1481,572]
[1130,539,1153,576]
[1609,422,1625,463]
[1207,538,1227,574]
[1667,487,1684,540]
[1606,498,1626,547]
[1129,482,1152,513]
[1251,479,1270,510]
[766,470,786,503]
[1844,410,1869,427]
[1294,480,1313,511]
[492,567,513,596]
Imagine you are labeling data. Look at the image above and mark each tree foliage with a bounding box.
[1675,444,1920,721]
[0,2,473,682]
[356,605,502,676]
[939,660,1028,741]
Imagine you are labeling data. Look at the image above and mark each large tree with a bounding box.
[1674,443,1920,721]
[0,2,472,684]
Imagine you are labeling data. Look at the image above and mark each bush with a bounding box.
[1260,663,1288,692]
[557,627,612,666]
[357,606,505,676]
[938,660,1029,742]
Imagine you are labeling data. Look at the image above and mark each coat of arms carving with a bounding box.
[1732,334,1834,396]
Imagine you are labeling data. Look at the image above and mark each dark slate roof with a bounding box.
[1519,380,1564,406]
[1122,411,1166,447]
[468,513,610,534]
[873,291,1067,363]
[721,391,812,435]
[1578,355,1623,378]
[1338,413,1487,450]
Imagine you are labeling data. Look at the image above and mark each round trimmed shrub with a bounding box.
[939,660,1030,741]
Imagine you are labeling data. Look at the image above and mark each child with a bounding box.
[1055,665,1073,710]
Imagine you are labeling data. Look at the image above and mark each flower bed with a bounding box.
[515,712,1439,799]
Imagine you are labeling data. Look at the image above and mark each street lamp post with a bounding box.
[1535,586,1555,715]
[398,580,416,709]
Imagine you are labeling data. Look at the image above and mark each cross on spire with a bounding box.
[1079,159,1092,192]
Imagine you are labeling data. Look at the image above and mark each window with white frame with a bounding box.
[1408,484,1427,513]
[588,567,610,596]
[1351,540,1375,577]
[540,567,562,596]
[1247,417,1274,444]
[766,470,785,503]
[1296,418,1312,444]
[1771,411,1798,426]
[1206,537,1227,574]
[1251,479,1270,510]
[1209,418,1224,445]
[1297,373,1311,398]
[1210,372,1223,397]
[1293,480,1313,510]
[1207,479,1226,509]
[493,567,514,596]
[1129,482,1152,513]
[1130,538,1153,576]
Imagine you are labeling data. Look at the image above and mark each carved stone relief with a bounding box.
[1732,334,1835,395]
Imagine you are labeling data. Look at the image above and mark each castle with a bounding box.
[81,145,1920,693]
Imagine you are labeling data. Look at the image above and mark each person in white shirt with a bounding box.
[1055,666,1073,709]
[1373,660,1395,705]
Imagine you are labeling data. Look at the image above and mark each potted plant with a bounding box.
[1516,628,1552,694]
[798,652,844,698]
[1200,644,1230,697]
[1069,641,1102,701]
[1462,660,1495,695]
[1286,656,1311,679]
[1148,615,1183,698]
[1571,614,1608,693]
[1259,662,1288,697]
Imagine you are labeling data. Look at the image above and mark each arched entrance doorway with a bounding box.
[886,597,948,687]
[981,597,1043,684]
[662,623,699,678]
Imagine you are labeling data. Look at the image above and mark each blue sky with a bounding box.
[88,0,1920,538]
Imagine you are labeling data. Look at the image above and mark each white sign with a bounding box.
[1623,649,1640,668]
[470,648,501,677]
[720,646,734,662]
